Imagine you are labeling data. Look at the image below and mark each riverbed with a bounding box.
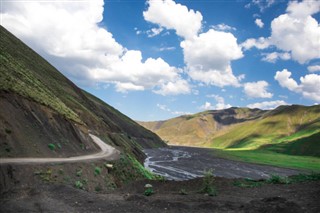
[144,146,301,181]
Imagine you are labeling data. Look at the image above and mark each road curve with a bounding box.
[0,134,120,165]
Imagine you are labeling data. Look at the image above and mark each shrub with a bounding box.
[94,167,102,176]
[95,185,102,192]
[267,174,289,184]
[76,169,82,177]
[75,180,84,189]
[144,188,154,196]
[200,169,217,196]
[48,143,56,151]
[144,184,154,196]
[179,188,188,195]
[5,128,12,134]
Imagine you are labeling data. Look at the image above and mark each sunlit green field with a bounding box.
[213,148,320,172]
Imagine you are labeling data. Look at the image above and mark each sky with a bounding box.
[1,0,320,121]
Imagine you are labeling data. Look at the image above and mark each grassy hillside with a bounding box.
[0,25,166,189]
[140,105,320,171]
[139,107,266,146]
[209,105,320,152]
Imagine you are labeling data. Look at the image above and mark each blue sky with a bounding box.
[1,0,320,121]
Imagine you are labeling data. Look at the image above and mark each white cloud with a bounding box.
[244,81,273,98]
[157,104,191,115]
[245,0,276,12]
[153,79,191,96]
[115,82,144,93]
[147,27,164,37]
[241,37,270,50]
[255,19,264,28]
[261,52,291,63]
[144,1,243,88]
[158,46,176,52]
[243,0,320,64]
[143,0,202,39]
[203,95,232,110]
[200,102,213,110]
[181,29,243,87]
[247,100,287,109]
[286,0,320,19]
[1,0,189,95]
[275,69,320,102]
[308,65,320,72]
[211,23,236,31]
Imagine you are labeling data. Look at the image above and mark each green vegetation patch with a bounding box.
[214,149,320,172]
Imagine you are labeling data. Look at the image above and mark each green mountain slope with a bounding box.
[140,105,320,156]
[0,25,166,181]
[139,107,266,146]
[140,105,320,170]
[210,105,320,154]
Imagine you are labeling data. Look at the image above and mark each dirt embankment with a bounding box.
[1,176,319,213]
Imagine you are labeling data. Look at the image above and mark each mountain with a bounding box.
[0,25,166,190]
[139,107,267,146]
[139,105,320,157]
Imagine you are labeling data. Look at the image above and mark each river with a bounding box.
[144,146,301,181]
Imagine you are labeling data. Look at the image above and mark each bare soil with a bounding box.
[1,176,319,212]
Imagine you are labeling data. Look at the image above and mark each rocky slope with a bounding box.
[0,25,166,193]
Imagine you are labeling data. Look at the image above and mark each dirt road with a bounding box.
[0,134,120,164]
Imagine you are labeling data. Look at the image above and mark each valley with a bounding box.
[1,23,320,213]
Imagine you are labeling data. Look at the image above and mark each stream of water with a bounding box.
[144,146,301,181]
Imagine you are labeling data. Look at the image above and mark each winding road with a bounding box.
[0,134,120,164]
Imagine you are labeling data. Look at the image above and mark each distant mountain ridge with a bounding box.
[139,105,320,157]
[139,107,267,146]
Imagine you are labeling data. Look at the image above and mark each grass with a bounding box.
[214,149,320,172]
[233,173,320,188]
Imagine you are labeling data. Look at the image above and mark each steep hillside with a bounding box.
[0,25,166,189]
[210,105,320,155]
[139,107,266,146]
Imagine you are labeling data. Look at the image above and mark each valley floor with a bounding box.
[1,177,319,213]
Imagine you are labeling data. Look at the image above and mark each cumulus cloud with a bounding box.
[245,0,276,12]
[308,65,320,72]
[143,0,202,39]
[247,100,287,109]
[244,81,273,98]
[241,37,270,50]
[153,79,191,96]
[157,104,191,115]
[200,102,213,110]
[181,29,243,87]
[202,95,232,110]
[255,19,264,28]
[275,69,320,102]
[144,1,243,88]
[243,0,320,64]
[261,52,291,63]
[211,23,236,31]
[147,27,164,37]
[1,0,189,95]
